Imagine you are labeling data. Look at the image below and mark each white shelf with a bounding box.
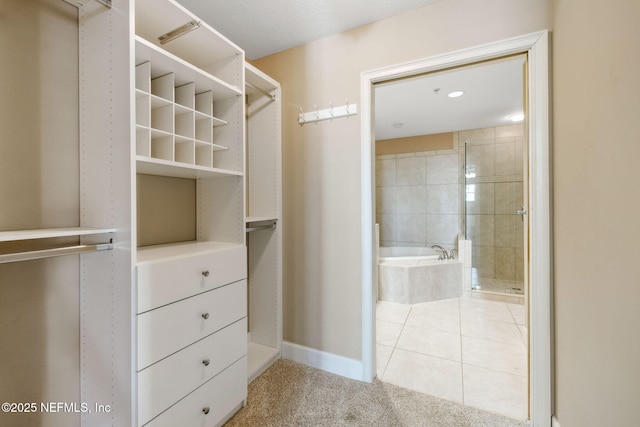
[137,240,245,264]
[135,0,242,74]
[246,216,279,224]
[247,342,280,383]
[0,227,115,242]
[136,155,242,179]
[135,37,241,102]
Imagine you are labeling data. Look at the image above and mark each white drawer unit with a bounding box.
[138,318,247,426]
[137,242,246,313]
[137,279,246,370]
[145,356,247,427]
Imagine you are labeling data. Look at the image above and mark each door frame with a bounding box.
[360,31,552,426]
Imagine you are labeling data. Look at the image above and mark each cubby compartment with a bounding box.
[195,91,213,115]
[195,142,213,168]
[150,133,174,161]
[136,61,151,92]
[137,127,151,157]
[175,138,195,164]
[151,73,175,102]
[175,109,194,139]
[136,92,151,127]
[150,103,173,133]
[195,114,213,143]
[175,82,195,109]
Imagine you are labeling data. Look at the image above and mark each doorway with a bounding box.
[360,31,552,427]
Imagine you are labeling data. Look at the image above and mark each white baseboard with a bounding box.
[282,341,364,381]
[552,415,561,427]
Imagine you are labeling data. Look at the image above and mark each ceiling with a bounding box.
[375,55,526,140]
[175,0,442,60]
[172,1,524,140]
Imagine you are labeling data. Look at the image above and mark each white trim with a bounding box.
[282,341,364,382]
[551,415,561,427]
[360,31,552,426]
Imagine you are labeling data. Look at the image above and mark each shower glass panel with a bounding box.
[464,134,524,295]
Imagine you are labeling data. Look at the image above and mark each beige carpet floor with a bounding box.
[225,359,528,427]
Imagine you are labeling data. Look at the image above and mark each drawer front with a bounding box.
[137,280,246,370]
[145,356,247,427]
[138,318,247,426]
[137,246,246,313]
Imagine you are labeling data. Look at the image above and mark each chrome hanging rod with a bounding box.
[159,21,201,45]
[0,242,114,264]
[93,0,111,8]
[246,82,276,101]
[245,220,277,233]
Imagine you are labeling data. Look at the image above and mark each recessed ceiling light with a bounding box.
[508,113,525,122]
[447,91,464,98]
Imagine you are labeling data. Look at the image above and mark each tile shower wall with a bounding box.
[376,137,461,251]
[462,125,525,284]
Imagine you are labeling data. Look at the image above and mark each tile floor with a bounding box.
[376,297,528,421]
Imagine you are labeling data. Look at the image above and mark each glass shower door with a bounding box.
[464,131,526,295]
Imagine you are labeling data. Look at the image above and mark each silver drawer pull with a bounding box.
[201,312,210,320]
[202,358,210,366]
[202,406,210,415]
[202,270,210,277]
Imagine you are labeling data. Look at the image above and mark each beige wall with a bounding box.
[254,0,550,360]
[376,132,453,155]
[0,1,81,426]
[552,0,640,425]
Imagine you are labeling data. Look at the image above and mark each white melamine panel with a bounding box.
[136,61,151,92]
[175,82,195,109]
[136,92,151,127]
[137,318,246,426]
[136,156,242,179]
[195,143,213,168]
[137,241,246,313]
[145,356,247,427]
[137,280,246,370]
[151,73,175,101]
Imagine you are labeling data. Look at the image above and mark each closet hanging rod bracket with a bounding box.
[92,0,112,9]
[246,82,276,101]
[245,219,277,233]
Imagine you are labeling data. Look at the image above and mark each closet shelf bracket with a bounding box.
[93,0,112,9]
[0,242,114,264]
[246,219,277,233]
[246,82,276,101]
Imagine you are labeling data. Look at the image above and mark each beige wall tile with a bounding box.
[396,156,426,185]
[472,245,495,278]
[495,214,516,248]
[426,184,459,214]
[495,247,516,280]
[466,183,495,214]
[495,124,524,138]
[397,186,426,214]
[376,159,396,187]
[427,153,459,184]
[495,142,516,176]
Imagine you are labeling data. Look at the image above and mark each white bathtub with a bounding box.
[378,246,440,263]
[378,246,462,304]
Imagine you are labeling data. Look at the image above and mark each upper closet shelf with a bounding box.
[137,156,243,179]
[136,0,242,73]
[245,63,279,93]
[0,227,115,242]
[136,37,241,101]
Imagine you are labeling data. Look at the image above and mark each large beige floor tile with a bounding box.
[396,324,461,362]
[460,298,514,322]
[383,348,463,404]
[405,306,460,334]
[461,335,527,376]
[461,315,524,345]
[376,320,403,347]
[463,363,528,420]
[376,301,411,324]
[376,344,393,378]
[412,298,460,315]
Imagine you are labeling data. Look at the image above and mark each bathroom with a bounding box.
[374,56,529,420]
[375,55,527,303]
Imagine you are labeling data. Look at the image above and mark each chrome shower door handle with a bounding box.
[517,207,528,222]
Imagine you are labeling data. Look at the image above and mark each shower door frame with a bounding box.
[360,31,552,426]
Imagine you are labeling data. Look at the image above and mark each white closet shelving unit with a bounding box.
[134,0,248,426]
[3,0,283,425]
[245,63,283,383]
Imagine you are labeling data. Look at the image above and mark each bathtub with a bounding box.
[378,246,462,304]
[378,246,440,263]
